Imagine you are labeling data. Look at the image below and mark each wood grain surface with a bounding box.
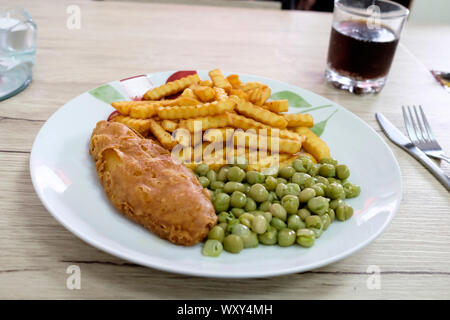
[0,0,449,299]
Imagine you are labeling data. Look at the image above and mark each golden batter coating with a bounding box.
[90,121,217,246]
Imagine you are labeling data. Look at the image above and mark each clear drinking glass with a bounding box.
[325,0,409,94]
[0,8,37,101]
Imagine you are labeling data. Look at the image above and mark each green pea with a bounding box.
[278,228,296,247]
[265,176,278,191]
[223,234,244,253]
[329,199,345,210]
[318,163,335,177]
[217,222,228,231]
[230,191,247,208]
[320,157,338,165]
[292,159,307,172]
[309,227,323,239]
[287,214,305,231]
[206,170,217,183]
[232,223,251,239]
[314,176,329,185]
[298,208,311,221]
[298,188,316,203]
[207,189,214,200]
[214,188,224,194]
[343,182,361,198]
[275,183,289,199]
[286,183,301,196]
[307,196,329,215]
[248,184,269,202]
[223,181,245,193]
[269,191,278,201]
[299,156,313,172]
[279,166,295,179]
[227,166,246,182]
[244,232,259,248]
[335,164,350,180]
[270,203,287,221]
[246,171,265,185]
[270,217,287,230]
[231,208,245,218]
[213,193,230,212]
[311,183,326,197]
[327,177,341,185]
[217,166,229,182]
[208,226,225,242]
[244,198,257,212]
[195,163,209,176]
[328,208,335,222]
[258,226,278,245]
[239,212,255,228]
[251,215,268,234]
[198,176,210,188]
[259,201,272,212]
[291,172,314,188]
[202,239,223,257]
[325,182,346,200]
[226,219,239,234]
[296,229,315,247]
[305,215,323,229]
[260,211,272,223]
[243,183,251,194]
[308,163,320,176]
[281,195,299,214]
[210,180,224,190]
[336,205,354,221]
[217,211,233,223]
[321,214,331,230]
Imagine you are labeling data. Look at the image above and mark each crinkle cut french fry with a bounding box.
[143,74,200,100]
[199,80,213,87]
[157,99,235,120]
[110,115,153,135]
[193,86,216,102]
[214,87,228,101]
[161,120,178,132]
[178,114,229,132]
[263,100,289,113]
[240,81,267,92]
[208,69,232,93]
[181,88,196,99]
[226,74,242,89]
[229,89,248,101]
[284,113,314,128]
[234,98,288,129]
[147,119,177,150]
[247,87,271,106]
[129,104,159,119]
[233,130,301,154]
[226,112,301,141]
[111,100,156,115]
[294,127,330,161]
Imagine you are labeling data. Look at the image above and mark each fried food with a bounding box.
[110,115,153,135]
[294,127,330,161]
[157,99,235,120]
[284,113,314,128]
[90,121,217,246]
[143,74,200,100]
[234,97,288,129]
[178,114,229,132]
[147,119,177,150]
[193,86,216,102]
[209,69,232,93]
[263,100,289,113]
[226,74,242,89]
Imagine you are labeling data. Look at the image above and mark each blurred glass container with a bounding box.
[0,8,37,101]
[325,0,409,94]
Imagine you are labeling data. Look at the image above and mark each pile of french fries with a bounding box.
[109,69,330,170]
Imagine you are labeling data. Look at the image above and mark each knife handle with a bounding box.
[402,144,450,191]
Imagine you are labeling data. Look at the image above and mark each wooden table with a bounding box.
[1,0,449,299]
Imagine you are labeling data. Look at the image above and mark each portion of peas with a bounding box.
[194,154,361,257]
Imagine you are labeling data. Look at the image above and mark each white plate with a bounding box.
[30,71,402,278]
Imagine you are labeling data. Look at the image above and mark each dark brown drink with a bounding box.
[327,20,399,80]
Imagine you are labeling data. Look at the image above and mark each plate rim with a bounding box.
[29,70,403,278]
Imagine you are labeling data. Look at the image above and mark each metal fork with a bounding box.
[402,105,450,164]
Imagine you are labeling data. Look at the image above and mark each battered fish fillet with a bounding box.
[90,121,217,246]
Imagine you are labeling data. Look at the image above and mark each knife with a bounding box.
[376,113,450,191]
